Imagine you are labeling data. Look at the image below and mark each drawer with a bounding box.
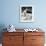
[32,36,45,44]
[3,32,23,36]
[24,32,44,36]
[3,35,23,44]
[31,44,44,46]
[3,44,15,46]
[24,36,32,40]
[3,43,23,46]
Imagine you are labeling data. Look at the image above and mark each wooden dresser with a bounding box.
[2,29,45,46]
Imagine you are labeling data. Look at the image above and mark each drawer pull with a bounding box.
[9,38,13,40]
[9,38,12,40]
[32,39,36,40]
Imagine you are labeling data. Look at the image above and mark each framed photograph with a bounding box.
[20,5,34,22]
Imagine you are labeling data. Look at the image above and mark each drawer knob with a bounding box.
[32,39,36,40]
[9,37,14,40]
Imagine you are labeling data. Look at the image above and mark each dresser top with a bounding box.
[4,29,44,33]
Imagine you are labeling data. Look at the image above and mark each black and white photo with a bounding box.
[20,5,34,22]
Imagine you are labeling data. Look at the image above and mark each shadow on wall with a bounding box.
[0,24,7,43]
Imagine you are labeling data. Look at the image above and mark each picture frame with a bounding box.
[20,5,34,22]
